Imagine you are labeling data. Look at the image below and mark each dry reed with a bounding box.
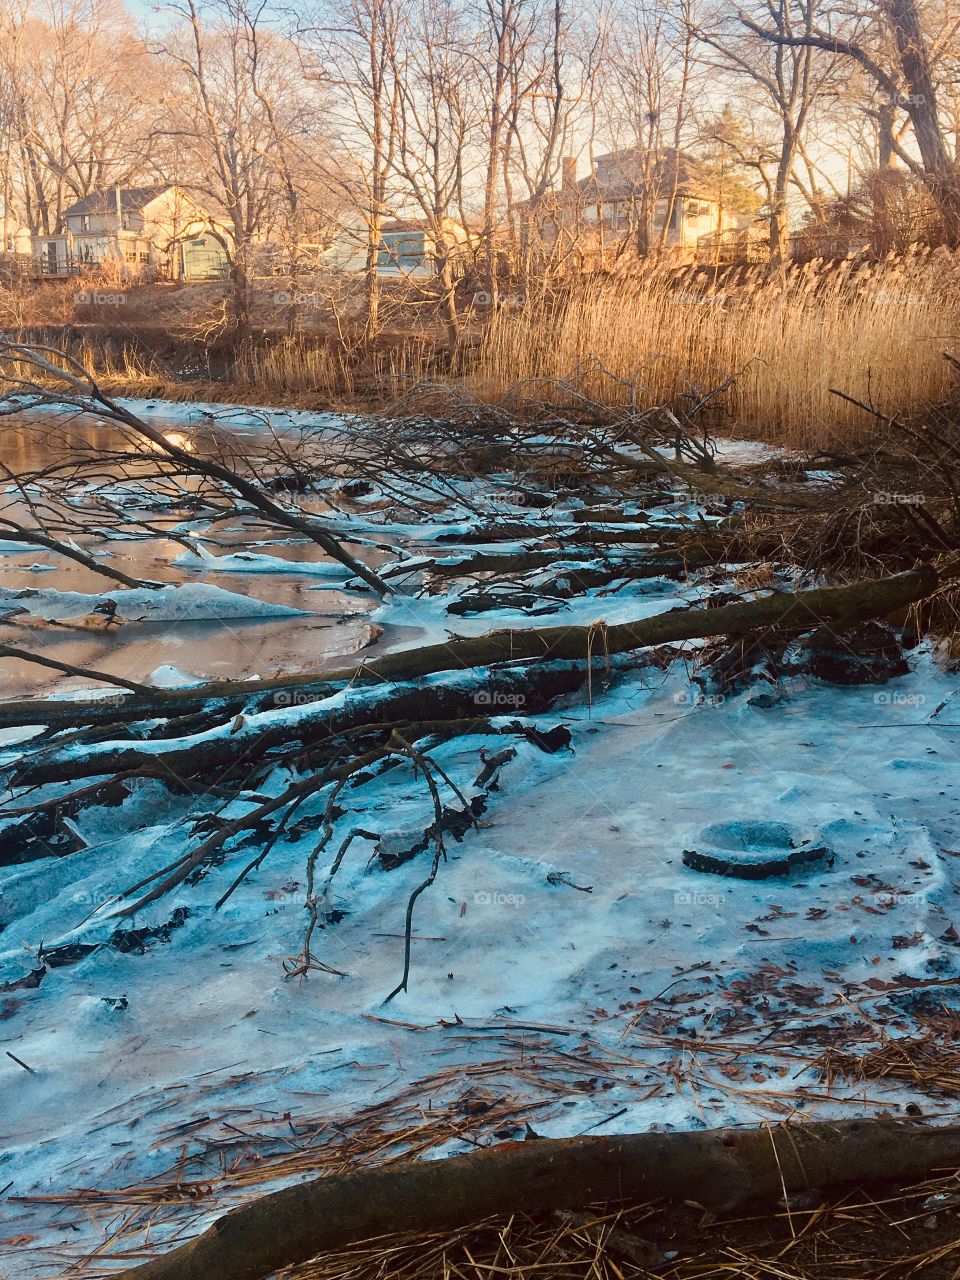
[4,249,959,445]
[466,247,960,450]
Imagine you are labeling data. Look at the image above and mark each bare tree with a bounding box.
[505,0,608,285]
[737,0,960,244]
[695,0,839,260]
[0,0,157,235]
[386,0,474,344]
[300,0,404,339]
[152,0,323,342]
[471,0,544,300]
[600,0,704,259]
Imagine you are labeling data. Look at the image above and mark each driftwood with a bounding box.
[116,1118,960,1280]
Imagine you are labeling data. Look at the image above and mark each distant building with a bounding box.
[521,148,749,266]
[32,186,231,281]
[376,218,472,276]
[1,205,32,258]
[255,216,474,279]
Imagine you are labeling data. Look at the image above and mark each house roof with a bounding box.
[63,185,172,219]
[381,217,473,235]
[514,148,722,215]
[577,149,719,203]
[381,220,430,235]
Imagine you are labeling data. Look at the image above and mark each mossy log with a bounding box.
[116,1118,960,1280]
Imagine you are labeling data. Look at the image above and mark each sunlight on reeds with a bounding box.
[240,336,445,403]
[240,340,352,397]
[466,247,960,449]
[3,248,957,443]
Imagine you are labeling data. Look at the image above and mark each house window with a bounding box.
[653,199,679,230]
[79,214,90,231]
[654,202,679,231]
[378,233,427,271]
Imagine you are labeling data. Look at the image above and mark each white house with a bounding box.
[33,186,231,281]
[376,218,472,276]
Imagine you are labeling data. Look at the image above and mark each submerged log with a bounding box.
[116,1118,960,1280]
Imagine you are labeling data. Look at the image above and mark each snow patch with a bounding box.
[0,582,308,622]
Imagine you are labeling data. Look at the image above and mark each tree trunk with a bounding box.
[355,564,936,684]
[873,100,897,253]
[436,249,460,349]
[114,1118,960,1280]
[769,131,796,263]
[10,566,936,783]
[885,0,960,243]
[7,661,603,785]
[229,240,252,348]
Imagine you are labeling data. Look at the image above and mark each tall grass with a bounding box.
[5,249,958,444]
[239,340,352,398]
[0,330,444,408]
[0,332,182,399]
[466,247,960,449]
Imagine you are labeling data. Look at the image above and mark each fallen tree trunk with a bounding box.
[432,536,759,579]
[433,519,696,544]
[360,564,936,682]
[9,659,621,786]
[2,566,935,752]
[116,1117,960,1280]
